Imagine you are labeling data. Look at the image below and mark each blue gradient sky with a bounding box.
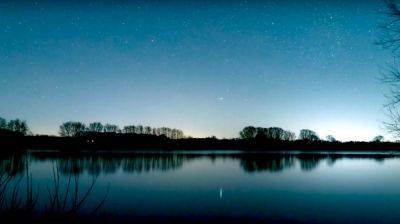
[0,0,393,140]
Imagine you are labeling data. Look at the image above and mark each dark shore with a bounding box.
[1,131,400,152]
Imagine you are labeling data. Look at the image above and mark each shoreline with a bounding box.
[1,134,400,152]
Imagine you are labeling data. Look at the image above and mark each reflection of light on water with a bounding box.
[219,188,223,198]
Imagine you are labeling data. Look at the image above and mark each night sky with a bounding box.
[0,0,393,141]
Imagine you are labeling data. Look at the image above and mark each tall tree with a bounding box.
[88,122,104,132]
[104,124,120,133]
[372,135,384,142]
[123,125,136,134]
[282,131,296,141]
[377,0,400,137]
[135,125,144,134]
[299,129,320,141]
[326,135,337,142]
[239,126,257,139]
[0,117,6,129]
[266,127,285,140]
[7,119,29,135]
[144,126,152,135]
[59,122,86,137]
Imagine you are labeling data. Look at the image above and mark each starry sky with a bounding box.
[0,0,394,141]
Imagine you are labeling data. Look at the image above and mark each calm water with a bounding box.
[2,151,400,223]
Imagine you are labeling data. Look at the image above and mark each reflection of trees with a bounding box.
[0,153,26,176]
[57,158,122,175]
[22,152,400,175]
[239,154,322,173]
[58,159,85,175]
[121,156,187,173]
[296,154,323,171]
[0,164,106,221]
[99,158,122,174]
[240,155,295,172]
[31,154,195,175]
[238,153,400,173]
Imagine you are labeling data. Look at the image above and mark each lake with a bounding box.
[1,150,400,223]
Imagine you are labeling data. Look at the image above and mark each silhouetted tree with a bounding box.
[144,126,152,135]
[377,0,400,137]
[159,127,169,137]
[264,127,284,140]
[135,125,144,134]
[239,126,257,139]
[104,124,120,133]
[121,124,184,138]
[59,122,87,137]
[326,135,337,142]
[299,129,320,141]
[60,121,185,139]
[170,128,184,139]
[372,135,384,142]
[178,129,184,139]
[88,122,104,132]
[123,125,136,134]
[0,117,6,129]
[7,119,29,135]
[59,122,74,137]
[254,127,268,139]
[282,131,296,141]
[240,126,296,141]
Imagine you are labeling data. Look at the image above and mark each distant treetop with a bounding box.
[372,135,384,142]
[58,121,185,139]
[0,117,30,136]
[299,129,320,141]
[239,126,296,141]
[239,126,323,142]
[326,135,337,142]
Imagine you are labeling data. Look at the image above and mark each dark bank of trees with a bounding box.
[0,117,30,136]
[372,135,385,142]
[0,116,397,151]
[59,121,185,139]
[238,126,389,143]
[239,126,321,141]
[299,129,320,141]
[239,126,296,141]
[326,135,337,142]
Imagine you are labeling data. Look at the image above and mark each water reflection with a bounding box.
[240,153,397,173]
[1,151,400,223]
[0,167,107,222]
[0,153,26,176]
[0,151,397,176]
[31,152,197,175]
[239,154,296,172]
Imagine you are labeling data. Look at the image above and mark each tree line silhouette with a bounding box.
[0,117,30,136]
[0,116,388,143]
[0,116,396,151]
[59,121,185,139]
[240,126,337,142]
